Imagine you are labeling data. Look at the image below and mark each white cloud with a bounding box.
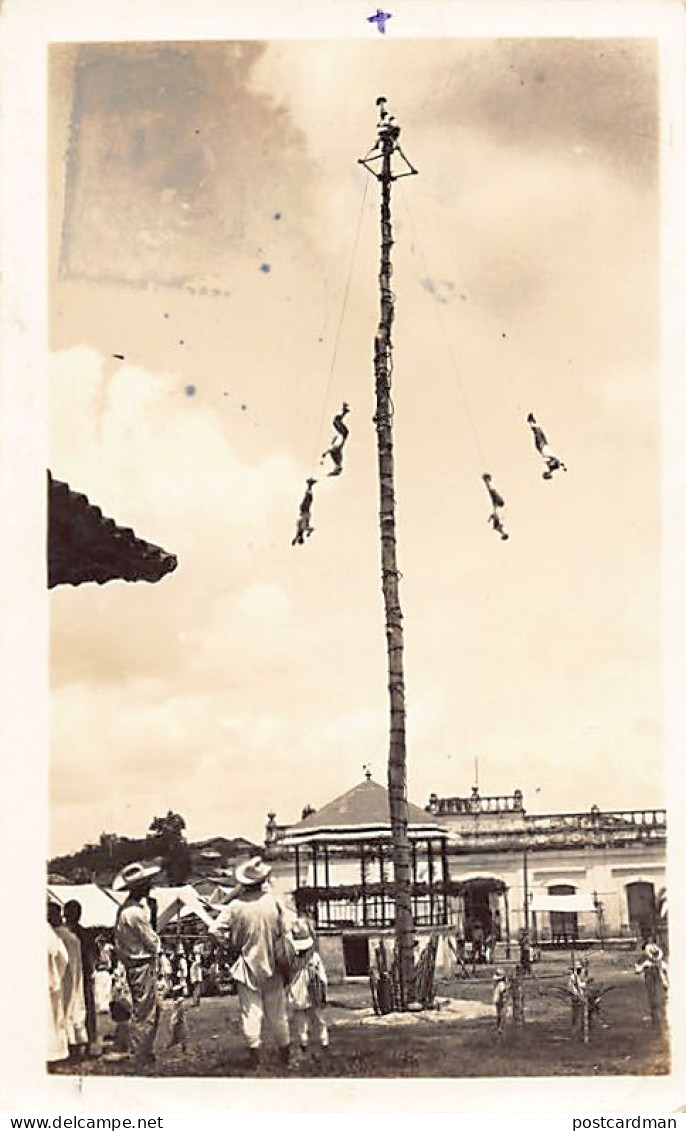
[236,582,292,622]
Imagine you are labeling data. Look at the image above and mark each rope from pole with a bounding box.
[310,178,369,470]
[399,181,489,472]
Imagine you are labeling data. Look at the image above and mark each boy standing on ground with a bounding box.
[288,919,329,1063]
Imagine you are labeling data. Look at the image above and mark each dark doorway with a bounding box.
[548,884,578,946]
[626,881,656,942]
[463,883,492,935]
[462,879,504,943]
[342,934,370,976]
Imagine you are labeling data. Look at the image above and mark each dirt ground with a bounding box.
[50,951,669,1079]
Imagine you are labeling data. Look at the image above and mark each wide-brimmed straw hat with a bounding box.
[235,856,272,887]
[291,918,315,952]
[493,968,507,981]
[112,861,161,892]
[645,942,663,961]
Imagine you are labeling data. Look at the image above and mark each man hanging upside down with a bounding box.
[292,478,317,546]
[321,402,350,477]
[483,473,509,541]
[526,413,567,479]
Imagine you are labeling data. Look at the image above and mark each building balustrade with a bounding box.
[528,809,666,832]
[428,788,525,816]
[426,786,665,833]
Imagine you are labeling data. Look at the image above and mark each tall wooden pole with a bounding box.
[359,98,417,1005]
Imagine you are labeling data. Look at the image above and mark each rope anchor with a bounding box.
[483,473,509,542]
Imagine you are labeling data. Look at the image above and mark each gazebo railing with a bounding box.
[295,881,458,930]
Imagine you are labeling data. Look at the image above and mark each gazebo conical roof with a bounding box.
[282,779,447,846]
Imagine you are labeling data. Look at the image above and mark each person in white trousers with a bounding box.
[210,857,291,1069]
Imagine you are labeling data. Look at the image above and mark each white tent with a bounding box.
[48,882,218,933]
[151,885,216,931]
[529,892,596,913]
[47,884,121,928]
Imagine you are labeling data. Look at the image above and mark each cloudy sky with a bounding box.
[48,38,661,857]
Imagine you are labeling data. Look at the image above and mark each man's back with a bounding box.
[221,888,281,986]
[115,897,159,963]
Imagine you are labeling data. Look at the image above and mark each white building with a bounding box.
[266,780,666,978]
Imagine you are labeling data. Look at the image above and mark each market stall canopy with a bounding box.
[192,881,240,906]
[529,892,596,913]
[108,884,217,930]
[47,883,122,928]
[48,472,178,588]
[282,778,447,846]
[149,885,216,931]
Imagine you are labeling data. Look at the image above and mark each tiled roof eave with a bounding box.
[48,472,178,587]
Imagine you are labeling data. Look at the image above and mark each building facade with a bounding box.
[427,786,666,947]
[266,782,666,978]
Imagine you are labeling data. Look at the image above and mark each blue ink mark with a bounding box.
[368,8,392,33]
[259,263,271,274]
[185,385,197,397]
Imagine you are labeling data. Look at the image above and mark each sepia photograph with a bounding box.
[0,6,674,1108]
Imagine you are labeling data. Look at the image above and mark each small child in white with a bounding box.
[288,918,329,1060]
[167,978,189,1053]
[189,951,203,1007]
[492,968,509,1037]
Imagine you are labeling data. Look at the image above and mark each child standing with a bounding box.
[167,976,189,1053]
[288,918,329,1061]
[492,968,509,1037]
[109,960,132,1054]
[189,950,204,1007]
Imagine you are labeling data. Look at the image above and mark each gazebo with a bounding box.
[282,777,452,935]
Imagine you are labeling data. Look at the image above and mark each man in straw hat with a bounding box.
[210,856,291,1069]
[112,861,162,1068]
[635,940,669,1026]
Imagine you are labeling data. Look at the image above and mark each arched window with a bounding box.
[548,883,578,946]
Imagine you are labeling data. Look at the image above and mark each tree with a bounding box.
[149,811,187,840]
[148,810,191,884]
